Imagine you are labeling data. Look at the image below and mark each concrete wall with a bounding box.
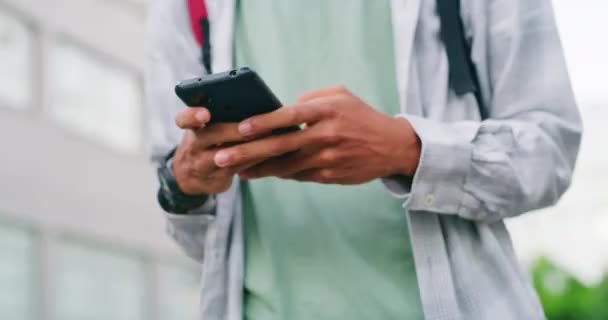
[0,0,182,258]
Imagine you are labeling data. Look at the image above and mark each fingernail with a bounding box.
[195,111,207,122]
[215,152,231,167]
[239,122,253,135]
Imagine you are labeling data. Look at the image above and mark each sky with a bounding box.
[508,0,608,285]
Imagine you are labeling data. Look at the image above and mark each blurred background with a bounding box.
[0,0,605,319]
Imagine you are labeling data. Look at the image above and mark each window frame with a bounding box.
[0,4,40,112]
[49,232,151,320]
[42,34,145,154]
[0,216,38,320]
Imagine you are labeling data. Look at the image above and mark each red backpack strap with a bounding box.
[187,0,207,47]
[187,0,212,73]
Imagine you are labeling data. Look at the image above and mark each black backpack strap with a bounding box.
[436,0,487,119]
[200,18,212,74]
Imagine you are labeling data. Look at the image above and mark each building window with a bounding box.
[46,40,142,153]
[157,263,201,320]
[0,222,34,320]
[0,8,34,110]
[51,240,147,320]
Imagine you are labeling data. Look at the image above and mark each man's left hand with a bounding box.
[213,85,421,185]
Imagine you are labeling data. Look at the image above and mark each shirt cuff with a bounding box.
[382,114,479,213]
[186,194,217,215]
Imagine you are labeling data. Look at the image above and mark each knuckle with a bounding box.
[285,107,300,123]
[318,169,336,183]
[320,100,339,117]
[319,149,339,164]
[320,123,341,144]
[270,139,287,156]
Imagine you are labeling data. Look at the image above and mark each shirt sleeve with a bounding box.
[383,0,582,223]
[145,0,214,262]
[145,0,202,163]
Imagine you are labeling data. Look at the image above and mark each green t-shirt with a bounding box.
[234,1,423,319]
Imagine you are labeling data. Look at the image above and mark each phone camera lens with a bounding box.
[229,69,238,77]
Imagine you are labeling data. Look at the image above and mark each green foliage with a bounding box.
[532,257,608,320]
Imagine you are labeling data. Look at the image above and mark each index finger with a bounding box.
[296,85,350,103]
[237,102,326,137]
[214,127,315,168]
[175,107,211,129]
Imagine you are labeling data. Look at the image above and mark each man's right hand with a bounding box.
[172,107,255,195]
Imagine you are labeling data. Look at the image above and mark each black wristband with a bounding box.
[156,148,210,214]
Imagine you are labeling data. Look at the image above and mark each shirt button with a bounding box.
[424,194,435,208]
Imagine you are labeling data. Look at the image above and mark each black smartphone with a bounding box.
[175,67,297,135]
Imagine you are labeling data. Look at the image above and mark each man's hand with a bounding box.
[212,86,421,185]
[172,107,260,195]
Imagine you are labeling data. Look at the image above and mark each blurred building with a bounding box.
[1,0,607,319]
[0,0,200,319]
